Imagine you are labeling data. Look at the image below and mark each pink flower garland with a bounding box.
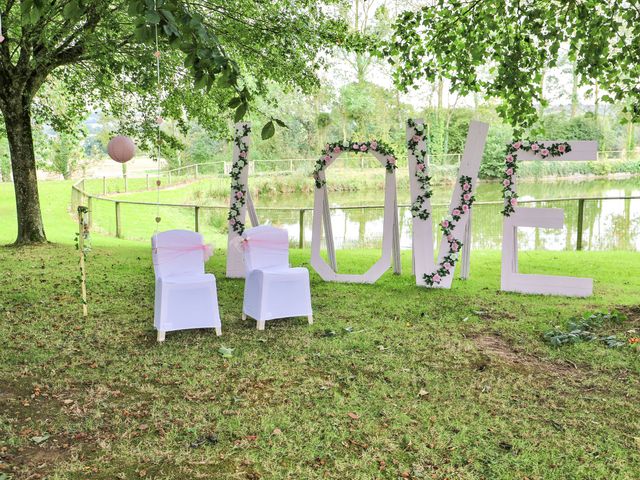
[407,119,432,220]
[502,140,571,216]
[423,175,475,286]
[313,140,397,188]
[228,124,251,234]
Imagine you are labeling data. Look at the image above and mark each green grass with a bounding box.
[1,180,639,479]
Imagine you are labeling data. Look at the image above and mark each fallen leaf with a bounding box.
[272,428,282,435]
[347,412,360,420]
[218,346,234,358]
[418,388,429,397]
[30,434,50,445]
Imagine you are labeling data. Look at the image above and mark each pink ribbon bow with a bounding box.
[153,243,213,264]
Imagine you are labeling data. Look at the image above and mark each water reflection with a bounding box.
[254,178,640,251]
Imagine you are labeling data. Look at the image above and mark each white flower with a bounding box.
[415,124,424,132]
[342,141,350,148]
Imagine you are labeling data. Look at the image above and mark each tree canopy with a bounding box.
[384,0,640,133]
[0,0,347,243]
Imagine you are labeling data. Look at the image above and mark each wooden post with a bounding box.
[195,206,200,232]
[124,174,128,192]
[576,198,585,251]
[115,201,122,238]
[299,209,305,248]
[87,196,93,229]
[77,207,88,317]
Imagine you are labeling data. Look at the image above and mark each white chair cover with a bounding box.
[152,230,221,340]
[242,225,313,329]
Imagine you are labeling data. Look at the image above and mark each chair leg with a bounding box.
[215,327,222,337]
[242,312,247,321]
[257,320,265,331]
[307,314,313,325]
[157,330,166,342]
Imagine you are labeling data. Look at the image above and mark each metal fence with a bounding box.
[71,178,640,252]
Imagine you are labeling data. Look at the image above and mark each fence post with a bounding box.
[146,174,150,190]
[103,176,106,195]
[299,209,305,248]
[124,174,128,192]
[195,206,200,232]
[115,201,122,238]
[576,198,585,251]
[87,196,93,228]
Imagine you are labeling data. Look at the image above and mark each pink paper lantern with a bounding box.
[107,135,136,163]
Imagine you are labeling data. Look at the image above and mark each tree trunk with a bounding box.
[2,96,47,244]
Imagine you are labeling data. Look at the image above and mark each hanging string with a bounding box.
[154,0,162,231]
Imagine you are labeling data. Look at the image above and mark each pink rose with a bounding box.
[352,143,359,150]
[510,198,518,206]
[463,183,471,191]
[503,179,510,187]
[506,168,513,175]
[388,157,396,165]
[558,144,566,153]
[333,146,341,154]
[360,144,367,152]
[462,204,469,212]
[432,274,441,283]
[531,143,540,151]
[447,234,453,242]
[229,218,236,225]
[239,151,247,158]
[443,262,452,270]
[451,243,459,252]
[417,163,425,171]
[540,148,549,157]
[452,209,460,216]
[235,191,243,199]
[506,155,513,162]
[370,141,378,150]
[512,141,522,150]
[412,135,421,143]
[441,220,449,228]
[463,193,471,201]
[324,155,331,162]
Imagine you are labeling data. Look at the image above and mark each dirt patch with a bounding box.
[0,379,95,480]
[473,333,579,374]
[618,305,640,329]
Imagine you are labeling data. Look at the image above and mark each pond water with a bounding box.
[248,177,640,251]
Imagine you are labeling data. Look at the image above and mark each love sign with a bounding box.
[226,121,598,297]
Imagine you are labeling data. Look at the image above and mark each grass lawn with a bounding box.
[1,180,639,479]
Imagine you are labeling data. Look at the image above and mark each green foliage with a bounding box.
[544,311,628,348]
[386,2,640,130]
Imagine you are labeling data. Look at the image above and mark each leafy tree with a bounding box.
[0,0,346,244]
[49,131,84,179]
[384,1,640,134]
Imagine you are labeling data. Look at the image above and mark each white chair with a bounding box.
[151,230,221,341]
[242,225,313,330]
